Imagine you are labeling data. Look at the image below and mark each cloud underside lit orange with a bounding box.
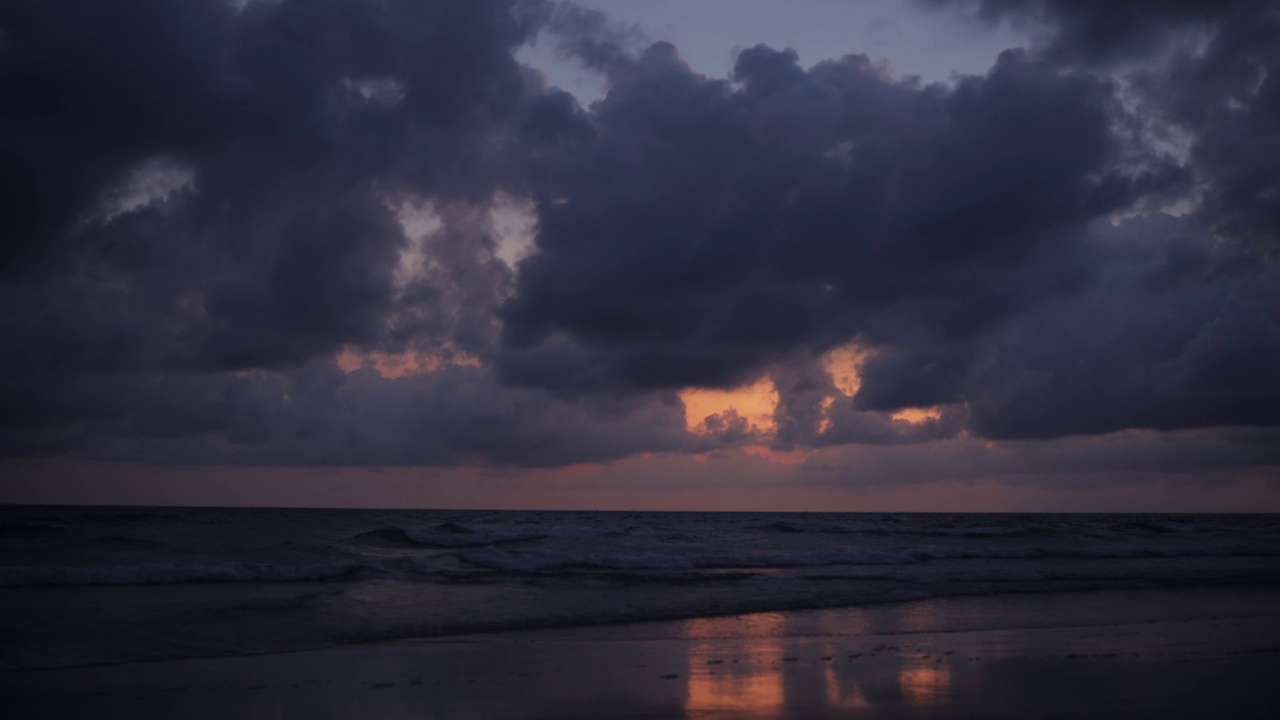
[681,377,779,434]
[336,342,946,467]
[679,343,944,447]
[335,347,479,378]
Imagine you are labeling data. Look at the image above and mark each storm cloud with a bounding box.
[0,0,632,465]
[499,0,1279,444]
[0,0,1277,475]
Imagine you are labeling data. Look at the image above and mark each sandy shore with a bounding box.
[5,586,1279,719]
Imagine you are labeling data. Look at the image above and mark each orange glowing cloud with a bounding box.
[680,343,874,446]
[821,343,869,397]
[891,406,943,424]
[816,342,872,434]
[681,377,778,434]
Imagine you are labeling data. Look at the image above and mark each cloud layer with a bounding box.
[1,0,1276,479]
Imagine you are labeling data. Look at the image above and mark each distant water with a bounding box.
[2,507,1278,669]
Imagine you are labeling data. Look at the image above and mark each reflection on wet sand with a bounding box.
[899,663,952,704]
[685,661,786,714]
[682,609,955,717]
[824,663,871,710]
[683,614,785,715]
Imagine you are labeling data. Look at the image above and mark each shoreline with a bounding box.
[5,585,1279,718]
[5,578,1279,673]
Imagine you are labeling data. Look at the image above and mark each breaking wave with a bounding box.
[456,542,1280,572]
[0,560,370,587]
[758,519,1043,538]
[352,522,618,548]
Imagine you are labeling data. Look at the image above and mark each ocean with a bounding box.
[2,507,1278,670]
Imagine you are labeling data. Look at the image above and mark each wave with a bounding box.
[80,511,183,524]
[886,526,1042,538]
[352,522,618,548]
[0,517,69,537]
[758,519,1042,538]
[456,547,916,571]
[754,519,1262,540]
[13,540,1273,588]
[95,535,158,547]
[1089,518,1254,538]
[456,542,1280,573]
[0,560,370,587]
[354,525,542,548]
[757,520,855,534]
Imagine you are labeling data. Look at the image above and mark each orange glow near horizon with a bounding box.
[335,347,480,378]
[744,444,810,466]
[13,453,1280,512]
[681,377,778,434]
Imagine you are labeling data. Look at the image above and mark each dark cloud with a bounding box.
[0,0,553,368]
[497,0,1278,444]
[928,0,1280,250]
[920,0,1266,63]
[1,0,1277,474]
[1143,7,1280,251]
[0,359,695,467]
[963,215,1280,438]
[499,42,1176,393]
[794,425,1280,493]
[542,1,647,75]
[0,0,624,467]
[843,213,1278,440]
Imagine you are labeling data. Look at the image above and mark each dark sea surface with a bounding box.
[2,506,1278,669]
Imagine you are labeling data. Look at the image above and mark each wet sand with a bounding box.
[5,586,1279,719]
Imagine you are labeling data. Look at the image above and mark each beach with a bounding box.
[4,508,1278,717]
[6,586,1279,719]
[6,0,1280,714]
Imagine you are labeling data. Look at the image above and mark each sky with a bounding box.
[1,0,1278,511]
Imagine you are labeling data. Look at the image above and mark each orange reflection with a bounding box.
[681,377,778,434]
[899,663,951,705]
[684,614,785,715]
[686,663,785,714]
[824,664,871,710]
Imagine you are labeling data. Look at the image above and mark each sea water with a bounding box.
[2,506,1277,669]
